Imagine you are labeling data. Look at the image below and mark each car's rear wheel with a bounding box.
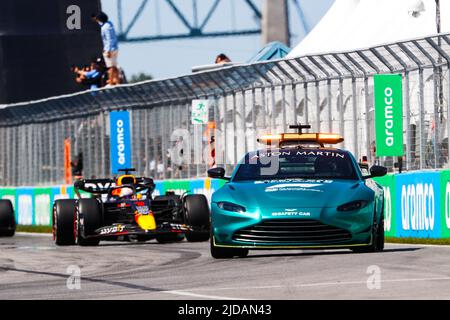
[183,195,210,242]
[75,199,102,246]
[210,228,249,259]
[53,200,76,245]
[0,200,15,237]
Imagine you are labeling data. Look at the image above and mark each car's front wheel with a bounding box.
[75,199,102,246]
[352,214,384,254]
[183,195,210,242]
[210,228,249,259]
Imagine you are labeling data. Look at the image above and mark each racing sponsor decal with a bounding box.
[84,182,115,192]
[99,225,125,235]
[256,179,333,184]
[401,183,435,232]
[251,150,345,160]
[260,179,332,193]
[109,111,132,174]
[446,182,450,229]
[396,172,441,238]
[135,205,150,215]
[374,74,404,157]
[271,209,311,217]
[265,183,324,193]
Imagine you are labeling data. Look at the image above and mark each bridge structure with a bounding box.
[109,0,310,45]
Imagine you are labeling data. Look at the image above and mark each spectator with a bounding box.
[71,152,83,178]
[215,53,231,64]
[72,58,106,90]
[93,12,121,86]
[156,156,164,180]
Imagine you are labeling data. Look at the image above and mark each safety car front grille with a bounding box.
[232,219,352,244]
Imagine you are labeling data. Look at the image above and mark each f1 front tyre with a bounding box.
[183,195,210,242]
[210,227,248,259]
[75,199,102,246]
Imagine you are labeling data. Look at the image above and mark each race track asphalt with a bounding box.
[1,233,450,300]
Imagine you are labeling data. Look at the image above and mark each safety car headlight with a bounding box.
[337,200,368,212]
[217,202,246,213]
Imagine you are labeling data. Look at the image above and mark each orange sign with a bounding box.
[64,139,72,184]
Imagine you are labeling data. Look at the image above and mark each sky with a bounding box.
[101,0,334,79]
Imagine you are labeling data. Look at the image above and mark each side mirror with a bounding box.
[364,166,388,179]
[208,167,230,181]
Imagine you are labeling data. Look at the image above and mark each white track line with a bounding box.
[187,276,450,293]
[16,232,52,237]
[386,242,450,249]
[164,290,245,300]
[14,234,450,248]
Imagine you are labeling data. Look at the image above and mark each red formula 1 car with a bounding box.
[52,169,210,246]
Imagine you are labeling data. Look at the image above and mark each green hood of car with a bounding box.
[213,179,373,209]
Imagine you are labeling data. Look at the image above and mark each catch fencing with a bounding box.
[1,33,450,186]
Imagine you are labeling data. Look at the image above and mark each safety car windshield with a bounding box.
[233,150,358,182]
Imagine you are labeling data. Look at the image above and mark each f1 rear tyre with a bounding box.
[0,200,15,237]
[183,195,210,242]
[53,200,76,245]
[75,199,102,246]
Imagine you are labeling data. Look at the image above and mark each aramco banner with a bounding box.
[374,74,404,157]
[110,111,132,174]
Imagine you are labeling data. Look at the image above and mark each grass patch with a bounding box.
[16,225,52,234]
[386,237,450,246]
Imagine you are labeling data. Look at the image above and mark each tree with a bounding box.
[129,72,153,83]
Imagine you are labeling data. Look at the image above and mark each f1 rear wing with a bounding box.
[74,179,115,195]
[74,177,156,198]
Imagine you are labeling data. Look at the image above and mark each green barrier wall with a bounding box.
[0,179,226,227]
[374,170,450,239]
[373,174,396,238]
[440,170,450,238]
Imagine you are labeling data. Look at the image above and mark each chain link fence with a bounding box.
[1,34,450,186]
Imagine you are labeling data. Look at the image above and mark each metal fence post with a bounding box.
[419,68,425,169]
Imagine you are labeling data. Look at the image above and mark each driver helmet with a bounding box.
[112,187,134,198]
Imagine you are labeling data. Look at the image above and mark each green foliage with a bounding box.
[129,72,153,83]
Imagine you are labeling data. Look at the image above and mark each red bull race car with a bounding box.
[52,169,210,246]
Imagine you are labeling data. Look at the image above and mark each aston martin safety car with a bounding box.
[52,169,210,246]
[208,125,387,259]
[0,199,15,237]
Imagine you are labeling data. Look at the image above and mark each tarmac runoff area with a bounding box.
[1,233,450,299]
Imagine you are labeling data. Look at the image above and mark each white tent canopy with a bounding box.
[288,0,450,58]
